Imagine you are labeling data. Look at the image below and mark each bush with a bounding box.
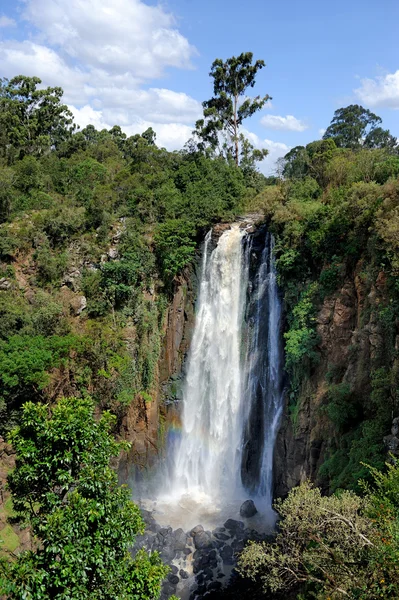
[238,463,399,599]
[154,219,197,280]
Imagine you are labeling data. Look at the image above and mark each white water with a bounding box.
[242,234,283,506]
[152,224,283,529]
[172,225,246,498]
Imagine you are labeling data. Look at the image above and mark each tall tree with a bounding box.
[195,52,271,166]
[0,397,169,599]
[323,104,383,149]
[0,76,75,160]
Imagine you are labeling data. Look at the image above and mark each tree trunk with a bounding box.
[234,94,239,166]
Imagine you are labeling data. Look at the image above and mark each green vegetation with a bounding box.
[194,52,270,167]
[0,397,168,599]
[0,72,259,439]
[0,66,266,597]
[238,460,399,599]
[250,104,399,491]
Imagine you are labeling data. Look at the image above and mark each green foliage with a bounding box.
[0,397,168,599]
[194,52,271,167]
[323,104,396,150]
[284,283,320,402]
[0,75,75,160]
[154,219,197,279]
[238,462,399,599]
[0,334,87,434]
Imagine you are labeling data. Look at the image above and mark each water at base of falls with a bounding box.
[147,223,284,532]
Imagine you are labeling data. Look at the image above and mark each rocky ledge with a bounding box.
[132,508,270,600]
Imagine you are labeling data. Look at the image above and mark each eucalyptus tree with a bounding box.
[0,76,75,160]
[195,52,271,166]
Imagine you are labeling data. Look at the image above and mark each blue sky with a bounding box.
[1,0,398,173]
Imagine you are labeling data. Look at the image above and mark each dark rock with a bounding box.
[161,582,176,598]
[223,519,244,532]
[168,574,180,585]
[180,569,189,579]
[239,499,258,518]
[213,532,230,541]
[183,547,192,555]
[212,526,226,534]
[220,544,234,564]
[194,530,212,550]
[173,527,187,551]
[207,581,222,592]
[170,565,179,575]
[191,524,204,536]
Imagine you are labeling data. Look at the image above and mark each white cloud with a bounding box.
[260,114,308,132]
[69,104,193,150]
[22,0,196,79]
[243,129,290,175]
[0,0,200,151]
[319,128,326,137]
[0,15,16,28]
[355,70,399,109]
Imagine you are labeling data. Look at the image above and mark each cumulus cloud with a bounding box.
[22,0,196,79]
[0,0,200,151]
[0,15,16,27]
[243,129,290,175]
[319,128,326,137]
[355,70,399,109]
[260,114,308,132]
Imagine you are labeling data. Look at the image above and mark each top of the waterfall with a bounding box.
[236,213,265,230]
[212,214,265,240]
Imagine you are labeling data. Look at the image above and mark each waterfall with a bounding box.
[241,231,283,506]
[160,223,283,523]
[172,225,247,499]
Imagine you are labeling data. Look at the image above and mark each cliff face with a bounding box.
[274,261,398,497]
[118,265,197,482]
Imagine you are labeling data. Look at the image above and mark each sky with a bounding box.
[0,0,398,174]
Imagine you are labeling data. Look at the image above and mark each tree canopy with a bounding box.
[0,76,75,160]
[323,104,397,150]
[0,397,169,599]
[194,52,271,166]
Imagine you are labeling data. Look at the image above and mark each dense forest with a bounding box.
[0,58,399,600]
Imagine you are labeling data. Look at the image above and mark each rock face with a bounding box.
[384,417,399,458]
[274,264,398,496]
[118,262,198,482]
[239,500,258,518]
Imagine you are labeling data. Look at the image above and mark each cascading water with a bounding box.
[171,225,247,502]
[241,231,284,507]
[155,223,283,528]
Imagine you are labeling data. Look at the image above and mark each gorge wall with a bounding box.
[275,260,398,496]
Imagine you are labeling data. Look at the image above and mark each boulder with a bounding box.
[194,530,212,550]
[239,499,258,518]
[223,518,244,532]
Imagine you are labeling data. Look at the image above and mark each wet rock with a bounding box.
[194,530,212,550]
[239,499,257,518]
[223,519,244,532]
[173,527,187,551]
[213,531,230,541]
[220,544,234,564]
[207,581,222,592]
[168,574,179,585]
[170,565,179,575]
[191,524,204,536]
[180,569,189,579]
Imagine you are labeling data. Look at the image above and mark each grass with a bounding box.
[0,524,20,553]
